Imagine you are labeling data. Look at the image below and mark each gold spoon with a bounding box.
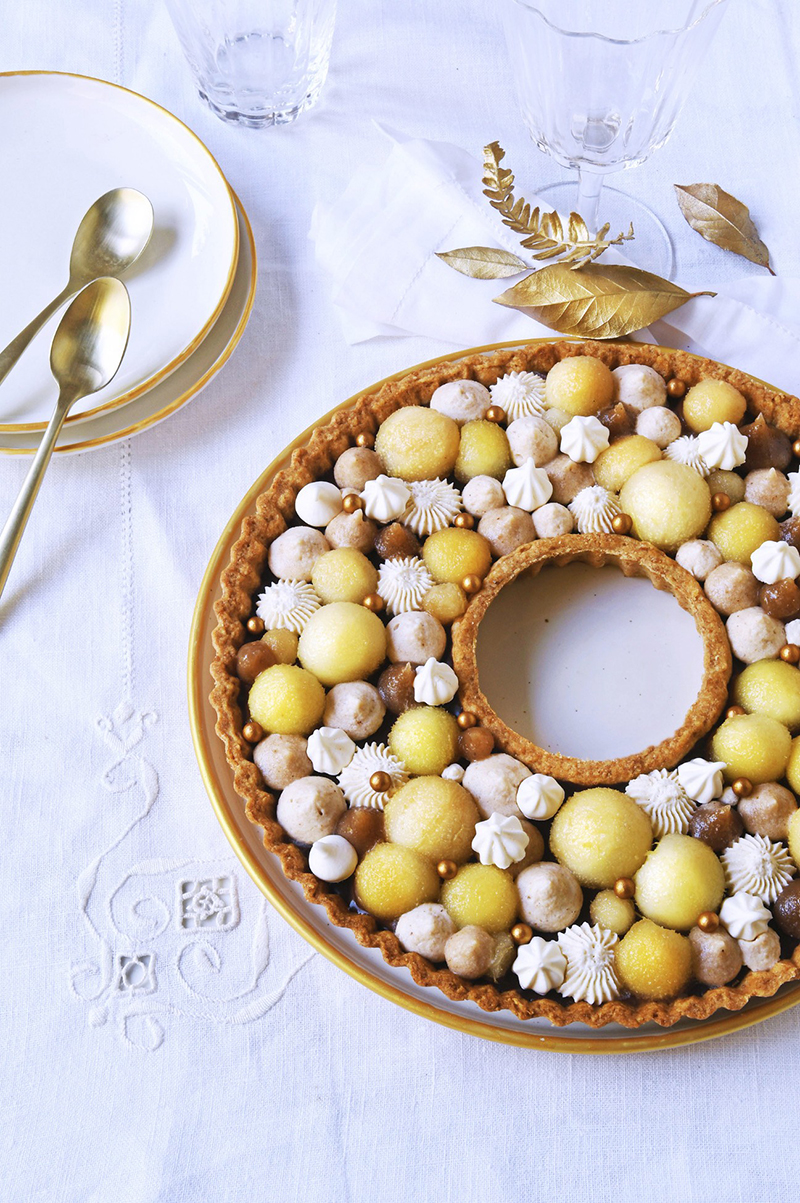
[0,278,131,602]
[0,188,151,387]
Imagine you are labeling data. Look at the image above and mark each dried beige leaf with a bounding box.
[494,263,714,339]
[674,184,774,273]
[435,246,527,279]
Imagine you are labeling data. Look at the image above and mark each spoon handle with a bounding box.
[0,390,74,603]
[0,283,74,387]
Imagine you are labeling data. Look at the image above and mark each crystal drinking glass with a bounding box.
[165,0,337,128]
[501,0,731,273]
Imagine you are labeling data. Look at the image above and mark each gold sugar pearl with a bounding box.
[242,720,264,743]
[342,493,364,513]
[793,439,800,459]
[711,492,731,513]
[355,431,374,448]
[780,643,800,665]
[456,711,478,730]
[369,770,392,793]
[247,616,265,635]
[453,513,475,530]
[511,923,533,945]
[614,877,635,900]
[667,378,687,399]
[611,513,632,536]
[437,859,458,881]
[697,912,720,934]
[485,405,506,424]
[363,593,385,613]
[462,574,483,594]
[726,705,746,720]
[732,777,753,799]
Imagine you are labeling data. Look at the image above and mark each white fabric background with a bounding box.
[3,3,800,1201]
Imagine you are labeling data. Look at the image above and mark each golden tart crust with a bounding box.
[210,339,800,1029]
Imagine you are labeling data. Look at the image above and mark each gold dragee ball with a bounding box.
[363,593,385,613]
[342,493,364,514]
[511,923,533,945]
[457,711,479,730]
[243,720,264,743]
[732,777,753,798]
[711,492,732,513]
[355,431,374,448]
[611,513,633,536]
[697,911,720,933]
[462,574,483,594]
[726,705,746,720]
[453,513,475,530]
[437,859,458,881]
[793,439,800,459]
[369,770,392,793]
[667,378,687,399]
[485,405,506,424]
[247,615,265,635]
[614,877,635,900]
[780,643,800,665]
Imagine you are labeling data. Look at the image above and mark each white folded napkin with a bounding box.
[311,128,800,398]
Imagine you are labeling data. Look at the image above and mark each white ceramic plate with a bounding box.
[188,341,800,1052]
[0,193,255,456]
[0,71,239,431]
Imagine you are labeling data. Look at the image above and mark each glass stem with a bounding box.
[576,168,604,234]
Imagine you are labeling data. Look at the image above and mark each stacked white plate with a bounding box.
[0,72,256,456]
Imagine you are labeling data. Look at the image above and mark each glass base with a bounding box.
[535,181,675,279]
[197,80,323,128]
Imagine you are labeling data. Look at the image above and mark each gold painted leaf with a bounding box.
[674,183,774,273]
[493,263,714,339]
[436,246,527,279]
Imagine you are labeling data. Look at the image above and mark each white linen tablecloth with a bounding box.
[3,3,800,1201]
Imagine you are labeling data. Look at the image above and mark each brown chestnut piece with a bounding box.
[688,802,744,852]
[459,727,495,761]
[377,662,418,715]
[374,522,422,561]
[336,808,385,856]
[597,402,634,440]
[759,579,800,620]
[236,640,277,685]
[780,517,800,551]
[773,880,800,939]
[741,413,792,472]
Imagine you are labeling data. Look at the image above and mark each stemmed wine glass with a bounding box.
[501,0,732,275]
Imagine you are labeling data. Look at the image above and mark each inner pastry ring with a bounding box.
[452,533,733,786]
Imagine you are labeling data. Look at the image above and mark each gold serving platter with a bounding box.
[188,338,800,1052]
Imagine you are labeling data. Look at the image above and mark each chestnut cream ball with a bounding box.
[619,460,712,551]
[689,926,743,986]
[737,782,798,841]
[386,611,446,664]
[516,862,583,932]
[616,920,692,1000]
[298,601,386,686]
[549,788,653,888]
[612,363,667,412]
[462,753,531,819]
[444,926,495,978]
[545,356,615,416]
[506,415,558,467]
[276,776,346,844]
[333,446,382,491]
[429,378,491,425]
[395,902,456,960]
[375,406,460,481]
[477,507,536,557]
[354,843,440,923]
[634,834,725,929]
[384,776,479,864]
[323,681,385,740]
[704,562,760,615]
[253,733,312,789]
[683,378,747,432]
[440,863,519,932]
[268,527,330,582]
[711,712,792,785]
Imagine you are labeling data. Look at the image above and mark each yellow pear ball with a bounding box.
[619,460,711,551]
[616,919,692,1000]
[545,356,615,416]
[594,435,662,493]
[549,788,653,888]
[708,502,780,564]
[634,834,725,930]
[683,378,747,433]
[375,406,460,481]
[706,469,746,505]
[297,602,387,687]
[423,582,468,624]
[454,419,513,483]
[422,527,493,585]
[589,890,636,936]
[311,548,378,604]
[440,863,518,932]
[354,843,440,923]
[384,776,479,863]
[711,712,792,784]
[733,660,800,732]
[261,628,298,664]
[388,706,460,775]
[248,664,325,736]
[788,807,800,867]
[787,736,800,794]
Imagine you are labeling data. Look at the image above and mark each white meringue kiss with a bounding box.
[472,813,529,869]
[516,773,565,820]
[295,481,343,527]
[559,415,610,464]
[361,474,411,522]
[307,726,356,775]
[513,936,567,993]
[413,657,459,706]
[676,757,726,806]
[696,421,748,470]
[750,539,800,584]
[502,458,553,512]
[308,834,358,882]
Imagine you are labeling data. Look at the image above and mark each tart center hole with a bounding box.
[476,562,706,761]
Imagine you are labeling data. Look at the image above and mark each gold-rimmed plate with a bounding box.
[188,340,800,1051]
[0,71,239,433]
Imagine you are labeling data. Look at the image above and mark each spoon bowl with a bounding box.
[68,188,154,285]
